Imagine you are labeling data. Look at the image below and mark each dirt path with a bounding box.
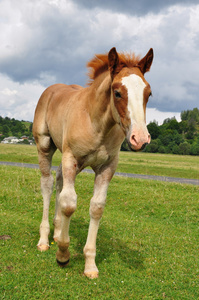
[0,161,199,186]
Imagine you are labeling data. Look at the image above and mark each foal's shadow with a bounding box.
[50,216,144,271]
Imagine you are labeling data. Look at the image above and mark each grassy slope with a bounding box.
[21,121,31,130]
[1,165,198,299]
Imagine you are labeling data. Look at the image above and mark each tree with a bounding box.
[173,132,184,145]
[178,121,187,134]
[2,125,10,136]
[29,123,33,133]
[186,118,196,139]
[189,108,199,123]
[181,110,189,121]
[190,141,199,155]
[159,133,173,146]
[145,140,159,153]
[147,121,160,139]
[172,144,180,155]
[166,118,179,131]
[179,142,191,155]
[158,145,166,153]
[121,139,130,151]
[181,108,199,123]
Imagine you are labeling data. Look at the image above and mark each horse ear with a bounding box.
[108,47,119,79]
[137,48,153,74]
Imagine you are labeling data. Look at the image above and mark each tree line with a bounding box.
[121,107,199,155]
[0,116,33,142]
[1,107,199,155]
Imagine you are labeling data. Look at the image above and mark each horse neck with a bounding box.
[88,73,115,133]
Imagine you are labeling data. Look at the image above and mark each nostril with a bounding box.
[140,143,148,151]
[148,134,151,144]
[130,135,138,146]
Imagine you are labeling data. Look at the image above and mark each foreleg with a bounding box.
[83,161,116,278]
[56,152,77,266]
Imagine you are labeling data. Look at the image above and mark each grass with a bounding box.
[1,143,199,179]
[0,144,199,298]
[0,144,61,166]
[1,160,199,298]
[117,151,199,179]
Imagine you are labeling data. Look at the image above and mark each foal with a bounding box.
[33,47,153,278]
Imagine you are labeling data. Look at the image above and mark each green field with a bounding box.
[1,143,199,179]
[0,144,199,299]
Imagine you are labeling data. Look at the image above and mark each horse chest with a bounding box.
[77,145,111,170]
[93,146,110,166]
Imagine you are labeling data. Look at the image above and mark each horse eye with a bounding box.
[114,90,121,99]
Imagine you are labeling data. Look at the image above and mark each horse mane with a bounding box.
[87,51,141,85]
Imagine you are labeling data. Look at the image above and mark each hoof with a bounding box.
[37,244,50,252]
[84,270,99,279]
[56,259,70,268]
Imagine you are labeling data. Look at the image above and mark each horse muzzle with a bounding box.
[127,131,151,152]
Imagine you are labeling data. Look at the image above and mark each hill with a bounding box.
[0,116,33,143]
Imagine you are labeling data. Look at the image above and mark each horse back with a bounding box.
[33,83,83,150]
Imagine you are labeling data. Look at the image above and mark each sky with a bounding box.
[0,0,199,124]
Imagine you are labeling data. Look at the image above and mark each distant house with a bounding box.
[1,136,20,144]
[1,136,34,145]
[28,140,34,145]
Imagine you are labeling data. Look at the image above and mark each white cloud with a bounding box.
[1,88,18,96]
[0,0,198,122]
[146,108,181,125]
[0,74,45,121]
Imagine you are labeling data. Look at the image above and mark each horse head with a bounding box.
[108,47,153,151]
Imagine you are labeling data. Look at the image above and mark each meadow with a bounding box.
[0,144,198,299]
[1,143,199,179]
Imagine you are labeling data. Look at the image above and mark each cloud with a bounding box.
[0,74,45,121]
[0,0,199,123]
[146,108,181,125]
[1,88,18,96]
[144,5,199,112]
[72,0,199,15]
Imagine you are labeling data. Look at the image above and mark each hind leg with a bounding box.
[36,136,56,251]
[53,163,63,242]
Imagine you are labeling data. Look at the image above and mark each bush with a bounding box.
[145,140,159,153]
[172,144,180,155]
[179,142,191,155]
[158,145,166,153]
[190,142,199,155]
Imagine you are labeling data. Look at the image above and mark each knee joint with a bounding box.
[59,190,77,217]
[90,202,104,219]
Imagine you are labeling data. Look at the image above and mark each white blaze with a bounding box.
[122,74,146,126]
